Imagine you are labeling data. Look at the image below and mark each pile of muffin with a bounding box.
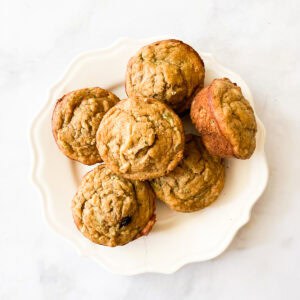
[52,39,257,247]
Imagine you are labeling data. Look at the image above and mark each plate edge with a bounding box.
[29,36,269,275]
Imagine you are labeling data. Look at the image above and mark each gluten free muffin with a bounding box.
[52,87,119,165]
[190,78,257,159]
[150,134,225,212]
[72,165,156,247]
[96,97,185,180]
[126,39,205,114]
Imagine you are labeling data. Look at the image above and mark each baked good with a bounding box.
[72,165,156,247]
[150,134,225,212]
[126,39,205,114]
[190,78,257,159]
[96,97,185,180]
[52,87,119,165]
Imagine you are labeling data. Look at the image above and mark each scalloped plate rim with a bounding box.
[29,36,269,275]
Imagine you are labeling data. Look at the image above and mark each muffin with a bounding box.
[96,96,185,180]
[190,78,257,159]
[52,87,119,165]
[150,134,225,212]
[126,39,205,114]
[72,165,156,247]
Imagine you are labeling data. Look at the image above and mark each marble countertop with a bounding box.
[1,0,299,299]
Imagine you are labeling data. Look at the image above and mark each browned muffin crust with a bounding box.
[126,39,205,114]
[96,97,185,180]
[150,135,225,212]
[72,165,156,247]
[190,78,257,159]
[52,87,120,165]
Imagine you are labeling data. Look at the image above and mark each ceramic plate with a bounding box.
[30,37,268,275]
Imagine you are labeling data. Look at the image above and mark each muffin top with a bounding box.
[72,165,156,247]
[151,134,225,212]
[191,78,257,159]
[96,97,185,180]
[209,78,257,158]
[126,39,205,113]
[52,87,119,165]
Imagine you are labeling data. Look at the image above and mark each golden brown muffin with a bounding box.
[96,97,185,180]
[126,39,205,114]
[72,165,156,247]
[52,87,119,165]
[150,134,225,212]
[190,78,257,159]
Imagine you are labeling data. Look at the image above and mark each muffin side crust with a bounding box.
[191,78,257,159]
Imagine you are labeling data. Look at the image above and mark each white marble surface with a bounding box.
[1,0,299,299]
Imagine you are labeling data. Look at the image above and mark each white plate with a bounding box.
[30,37,268,275]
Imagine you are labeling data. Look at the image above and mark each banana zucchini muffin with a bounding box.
[52,87,119,165]
[72,165,156,247]
[96,97,185,180]
[190,78,257,159]
[150,135,225,212]
[126,39,205,114]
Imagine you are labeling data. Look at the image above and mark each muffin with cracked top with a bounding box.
[72,165,156,247]
[126,39,205,114]
[150,134,225,212]
[190,78,257,159]
[52,87,119,165]
[96,96,185,180]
